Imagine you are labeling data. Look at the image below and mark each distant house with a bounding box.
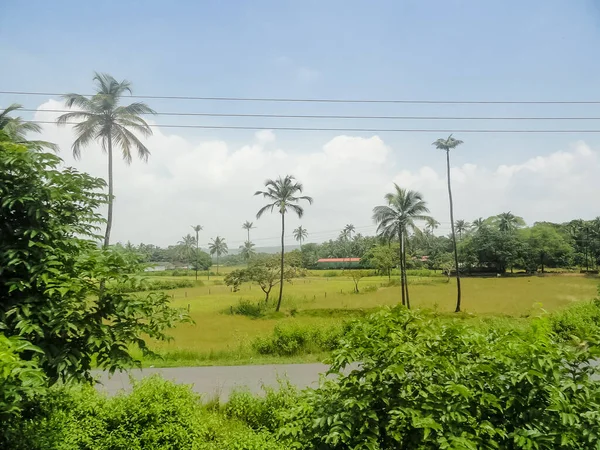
[316,257,361,269]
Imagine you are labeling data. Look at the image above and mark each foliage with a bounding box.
[526,223,574,273]
[252,324,346,356]
[111,277,197,293]
[0,142,188,383]
[346,269,370,293]
[280,306,600,449]
[549,297,600,341]
[362,244,400,279]
[0,103,58,151]
[0,335,46,418]
[229,299,270,318]
[1,376,284,450]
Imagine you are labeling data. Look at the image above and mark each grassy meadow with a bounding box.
[133,268,600,367]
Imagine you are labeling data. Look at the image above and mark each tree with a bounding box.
[239,240,256,263]
[433,134,464,312]
[242,221,255,243]
[57,72,156,248]
[293,225,308,249]
[425,217,440,235]
[362,244,399,280]
[208,236,228,273]
[495,212,525,233]
[344,224,356,239]
[526,224,573,273]
[471,217,486,233]
[191,225,203,280]
[0,104,58,151]
[347,270,370,293]
[177,234,197,268]
[255,175,313,312]
[373,185,430,308]
[455,220,470,240]
[0,140,187,384]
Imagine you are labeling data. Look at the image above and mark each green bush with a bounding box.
[280,306,600,449]
[2,376,284,450]
[229,300,270,318]
[112,278,198,293]
[252,324,347,356]
[549,298,600,341]
[224,380,299,432]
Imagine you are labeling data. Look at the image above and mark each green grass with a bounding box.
[137,271,599,367]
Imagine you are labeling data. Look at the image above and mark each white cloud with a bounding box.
[32,100,600,246]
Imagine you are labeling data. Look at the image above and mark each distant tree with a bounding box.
[347,270,370,293]
[526,224,573,273]
[177,234,196,268]
[363,244,399,280]
[496,212,525,233]
[57,73,156,248]
[239,240,256,263]
[455,220,470,240]
[255,175,313,312]
[471,217,486,233]
[242,221,255,243]
[191,225,203,280]
[0,104,58,151]
[344,224,356,239]
[425,217,440,235]
[433,134,464,312]
[208,236,228,274]
[293,225,308,249]
[373,185,430,308]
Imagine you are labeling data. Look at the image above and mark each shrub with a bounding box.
[229,300,270,318]
[280,306,600,449]
[252,324,347,356]
[2,376,284,450]
[322,271,341,277]
[549,298,600,341]
[362,284,378,293]
[112,278,197,293]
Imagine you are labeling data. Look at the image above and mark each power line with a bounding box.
[18,108,600,121]
[24,120,600,133]
[4,90,600,104]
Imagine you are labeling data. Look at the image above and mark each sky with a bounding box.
[1,0,600,248]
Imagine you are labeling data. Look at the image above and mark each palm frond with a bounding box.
[61,94,95,111]
[113,124,151,163]
[256,203,277,219]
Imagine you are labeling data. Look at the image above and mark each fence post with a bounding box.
[187,304,190,313]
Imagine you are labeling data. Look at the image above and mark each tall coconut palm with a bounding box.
[255,175,313,312]
[293,226,308,249]
[373,185,430,309]
[56,73,156,248]
[0,103,58,151]
[471,217,486,233]
[425,217,440,235]
[455,220,470,240]
[497,212,523,233]
[344,224,356,239]
[433,134,464,312]
[208,236,228,274]
[191,225,203,280]
[242,221,255,243]
[239,241,256,263]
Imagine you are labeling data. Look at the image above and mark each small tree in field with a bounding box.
[347,270,370,293]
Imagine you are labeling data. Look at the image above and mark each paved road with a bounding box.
[94,363,338,401]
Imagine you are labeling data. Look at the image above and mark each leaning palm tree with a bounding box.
[191,225,203,280]
[0,103,58,151]
[373,185,430,309]
[433,134,464,312]
[239,241,256,263]
[255,175,313,312]
[208,236,228,274]
[455,220,470,240]
[242,221,255,243]
[293,226,308,249]
[57,73,156,248]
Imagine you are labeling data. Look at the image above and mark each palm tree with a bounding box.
[56,73,156,248]
[373,184,430,309]
[471,217,486,233]
[191,225,203,280]
[0,104,58,151]
[239,241,256,263]
[455,220,470,240]
[208,236,228,274]
[177,234,197,268]
[344,224,356,239]
[433,134,464,312]
[293,226,308,249]
[425,217,440,235]
[255,175,313,312]
[242,221,255,243]
[497,212,522,233]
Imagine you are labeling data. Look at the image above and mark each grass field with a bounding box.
[132,268,600,367]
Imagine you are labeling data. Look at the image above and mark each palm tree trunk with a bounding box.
[103,137,114,249]
[398,229,406,306]
[446,150,462,313]
[216,254,219,274]
[402,232,410,309]
[195,231,199,281]
[276,213,285,312]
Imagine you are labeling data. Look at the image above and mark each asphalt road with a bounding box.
[94,363,335,401]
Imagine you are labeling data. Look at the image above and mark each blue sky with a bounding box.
[1,0,600,245]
